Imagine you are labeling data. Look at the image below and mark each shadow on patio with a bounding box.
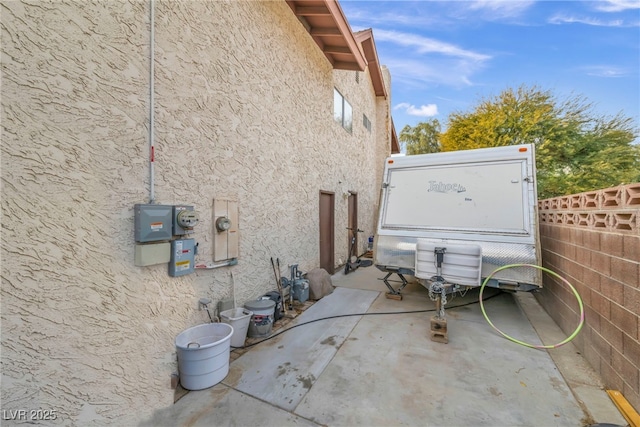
[141,264,628,427]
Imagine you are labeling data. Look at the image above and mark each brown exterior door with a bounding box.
[319,191,335,274]
[348,192,358,259]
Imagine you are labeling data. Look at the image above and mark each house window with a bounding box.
[334,88,352,133]
[363,114,371,132]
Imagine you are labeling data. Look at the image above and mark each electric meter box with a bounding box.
[135,204,173,242]
[173,205,199,235]
[169,238,196,277]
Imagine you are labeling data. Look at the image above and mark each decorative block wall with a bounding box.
[539,184,639,232]
[537,183,640,411]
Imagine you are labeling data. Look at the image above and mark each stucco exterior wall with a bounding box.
[331,65,388,257]
[1,1,392,424]
[375,66,394,219]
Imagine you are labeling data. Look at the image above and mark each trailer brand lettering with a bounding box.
[428,181,466,194]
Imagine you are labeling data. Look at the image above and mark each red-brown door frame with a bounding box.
[347,192,358,259]
[319,191,335,274]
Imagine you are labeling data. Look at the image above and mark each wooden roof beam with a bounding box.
[294,6,331,16]
[310,27,342,36]
[332,61,363,71]
[286,0,367,72]
[323,45,352,54]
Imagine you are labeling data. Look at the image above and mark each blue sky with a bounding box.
[340,0,640,139]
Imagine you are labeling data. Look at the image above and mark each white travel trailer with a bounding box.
[374,144,542,297]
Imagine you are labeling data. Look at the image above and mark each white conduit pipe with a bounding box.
[148,0,156,204]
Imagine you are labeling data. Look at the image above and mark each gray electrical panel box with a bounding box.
[169,238,196,276]
[135,204,173,242]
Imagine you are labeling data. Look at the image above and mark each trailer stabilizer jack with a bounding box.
[380,271,408,299]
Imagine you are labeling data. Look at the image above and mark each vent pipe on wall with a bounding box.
[148,0,156,203]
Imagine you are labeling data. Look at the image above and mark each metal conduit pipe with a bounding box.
[148,0,156,203]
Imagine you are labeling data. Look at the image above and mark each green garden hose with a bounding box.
[479,264,585,349]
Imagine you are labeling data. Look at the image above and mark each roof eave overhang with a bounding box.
[287,0,367,71]
[354,29,387,98]
[391,118,400,154]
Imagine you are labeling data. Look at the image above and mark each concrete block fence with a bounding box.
[537,183,640,411]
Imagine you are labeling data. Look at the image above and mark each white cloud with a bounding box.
[593,0,640,12]
[549,0,640,27]
[343,10,433,28]
[466,0,535,19]
[582,65,629,78]
[394,103,439,117]
[374,29,491,62]
[371,30,491,89]
[548,14,627,27]
[343,1,535,30]
[385,56,479,89]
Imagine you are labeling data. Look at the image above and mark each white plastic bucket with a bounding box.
[220,308,253,348]
[175,323,233,390]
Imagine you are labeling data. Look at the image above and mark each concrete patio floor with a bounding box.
[141,265,627,427]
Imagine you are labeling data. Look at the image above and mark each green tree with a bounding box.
[399,119,442,155]
[440,85,639,198]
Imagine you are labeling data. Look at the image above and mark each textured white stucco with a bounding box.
[1,1,392,424]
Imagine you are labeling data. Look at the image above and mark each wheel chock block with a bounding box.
[385,292,402,300]
[430,316,448,344]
